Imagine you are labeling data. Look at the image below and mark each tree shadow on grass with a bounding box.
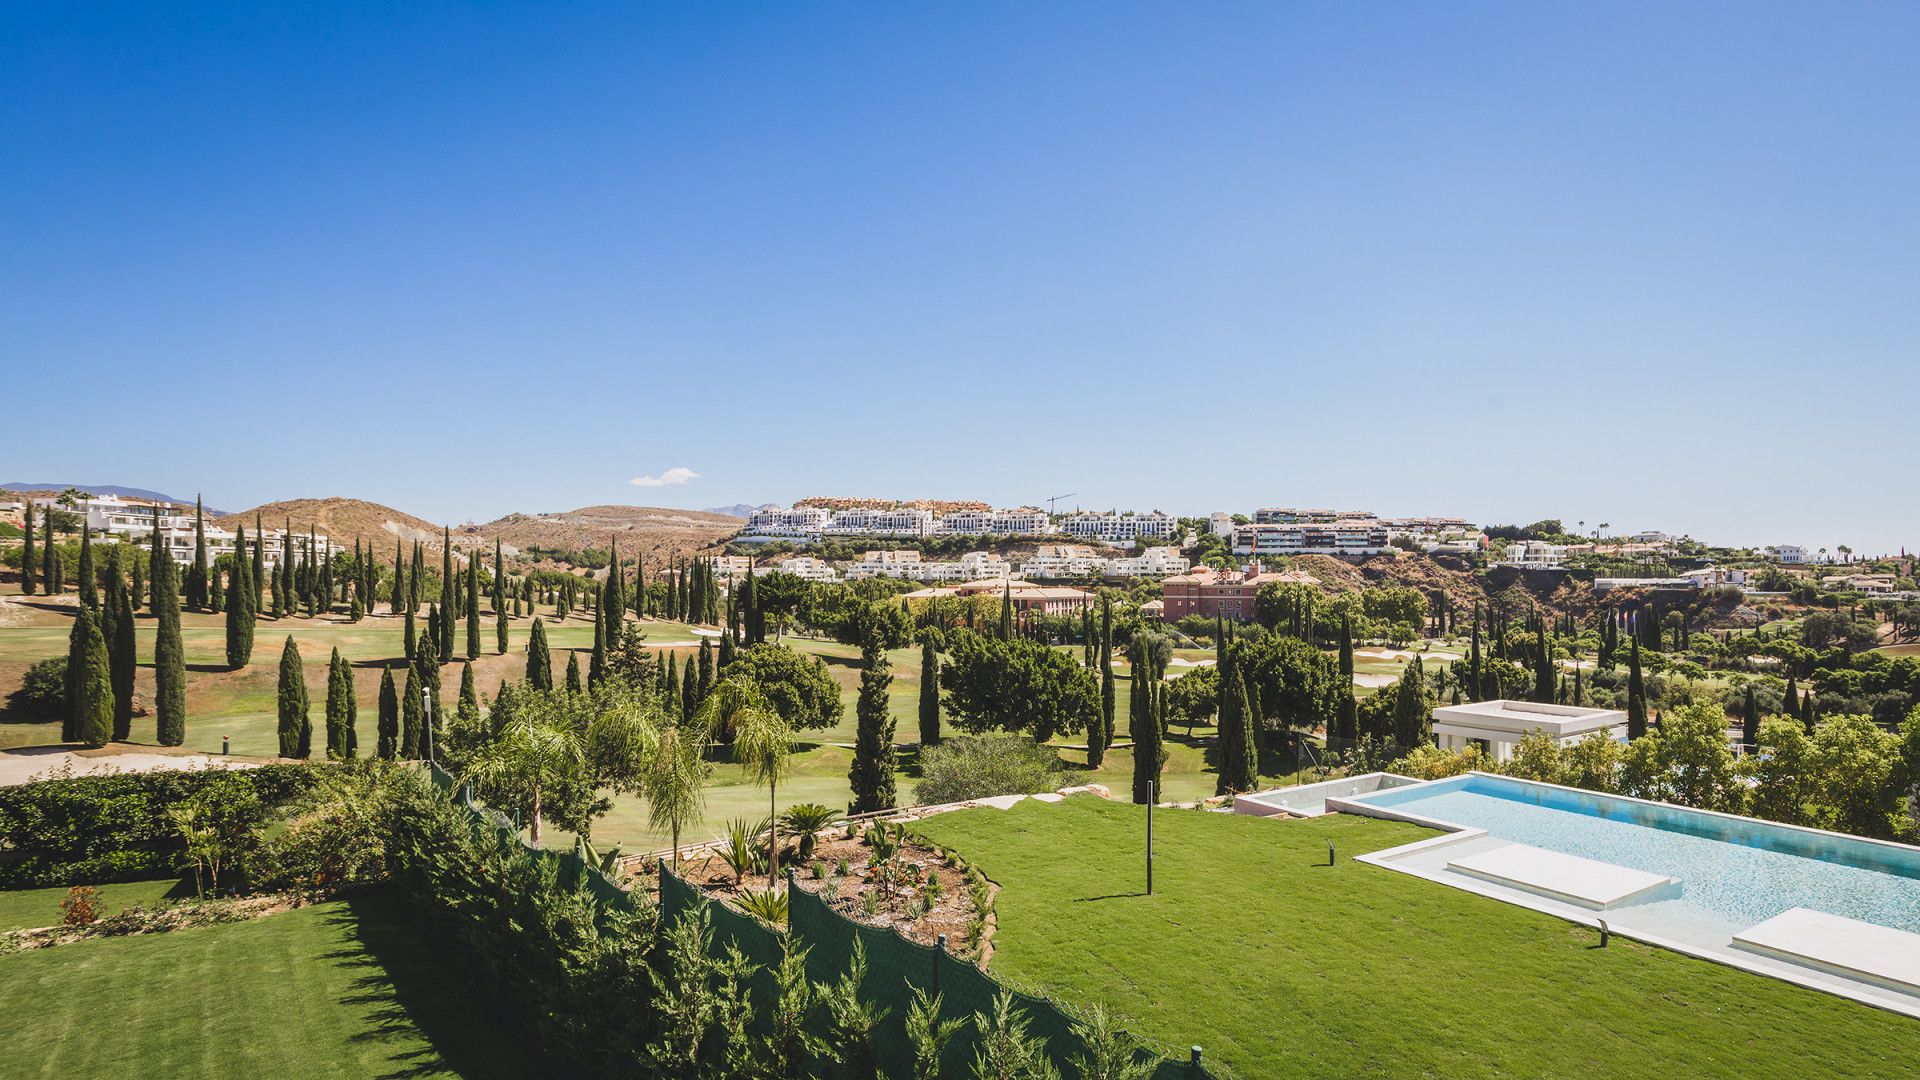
[327,890,550,1080]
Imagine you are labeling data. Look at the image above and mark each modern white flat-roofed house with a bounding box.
[1493,540,1568,569]
[1432,700,1628,763]
[1104,545,1187,578]
[1767,544,1809,564]
[1208,512,1235,536]
[1060,511,1177,544]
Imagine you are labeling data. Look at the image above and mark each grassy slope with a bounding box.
[0,877,194,932]
[0,891,541,1080]
[912,797,1920,1079]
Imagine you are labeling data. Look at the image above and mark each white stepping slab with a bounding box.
[1446,843,1675,909]
[1732,908,1920,993]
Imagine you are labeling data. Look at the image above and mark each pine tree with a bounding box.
[325,648,353,759]
[526,617,553,690]
[465,549,481,659]
[918,639,942,749]
[77,524,97,609]
[850,638,897,813]
[153,556,186,746]
[19,505,35,595]
[71,608,114,748]
[1626,637,1648,740]
[186,496,209,611]
[377,668,399,759]
[275,635,308,758]
[1337,612,1358,743]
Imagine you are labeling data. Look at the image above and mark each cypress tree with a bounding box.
[998,581,1013,640]
[494,539,509,655]
[62,606,90,742]
[1741,683,1760,750]
[225,524,256,668]
[19,505,35,595]
[130,554,143,612]
[439,528,455,659]
[565,650,583,694]
[1391,656,1431,748]
[391,540,406,615]
[404,603,417,659]
[457,661,478,727]
[663,653,680,717]
[147,554,186,745]
[719,629,736,670]
[1099,597,1116,748]
[325,647,353,759]
[526,617,553,690]
[185,496,209,611]
[45,510,61,595]
[210,562,224,614]
[410,541,423,612]
[1131,651,1164,805]
[47,548,64,597]
[1626,637,1648,740]
[850,638,897,813]
[1534,617,1555,703]
[918,638,942,749]
[77,524,97,609]
[1337,612,1358,743]
[1782,674,1799,718]
[605,539,623,620]
[276,635,309,758]
[465,549,480,659]
[697,637,714,702]
[71,608,114,748]
[588,604,607,688]
[377,667,399,759]
[401,665,423,759]
[106,562,136,741]
[1227,671,1260,795]
[1572,664,1584,708]
[1215,642,1249,795]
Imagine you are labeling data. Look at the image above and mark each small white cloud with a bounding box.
[629,466,700,488]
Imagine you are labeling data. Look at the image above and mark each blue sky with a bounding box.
[4,3,1916,553]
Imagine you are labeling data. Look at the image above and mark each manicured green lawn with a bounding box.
[0,877,194,932]
[912,797,1920,1079]
[0,890,543,1079]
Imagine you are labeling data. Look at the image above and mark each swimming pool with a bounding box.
[1340,773,1920,936]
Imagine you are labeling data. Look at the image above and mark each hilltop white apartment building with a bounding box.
[753,556,838,582]
[744,505,1052,539]
[843,550,1014,583]
[1059,511,1177,544]
[1230,520,1389,558]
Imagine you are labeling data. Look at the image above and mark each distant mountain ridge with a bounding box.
[703,504,771,520]
[2,481,222,513]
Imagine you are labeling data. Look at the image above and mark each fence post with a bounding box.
[1188,1045,1203,1079]
[935,933,947,995]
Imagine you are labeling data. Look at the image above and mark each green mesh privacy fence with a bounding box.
[431,763,1218,1077]
[664,864,1219,1079]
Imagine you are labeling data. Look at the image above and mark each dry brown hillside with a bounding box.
[219,498,444,549]
[473,505,740,565]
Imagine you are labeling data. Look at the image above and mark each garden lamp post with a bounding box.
[422,684,434,765]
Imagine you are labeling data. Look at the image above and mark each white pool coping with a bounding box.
[1733,908,1920,995]
[1326,775,1920,1020]
[1446,844,1676,910]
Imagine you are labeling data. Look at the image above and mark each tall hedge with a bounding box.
[0,766,321,887]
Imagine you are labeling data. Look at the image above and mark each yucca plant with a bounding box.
[737,886,790,926]
[780,802,839,861]
[710,817,769,887]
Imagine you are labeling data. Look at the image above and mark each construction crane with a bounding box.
[1046,493,1077,515]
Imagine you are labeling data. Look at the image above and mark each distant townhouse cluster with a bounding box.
[1213,506,1482,560]
[26,493,334,568]
[743,505,1172,543]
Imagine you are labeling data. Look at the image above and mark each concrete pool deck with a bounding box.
[1446,844,1676,910]
[1323,775,1920,1020]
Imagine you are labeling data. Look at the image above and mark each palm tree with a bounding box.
[643,722,709,869]
[698,677,793,888]
[463,707,583,844]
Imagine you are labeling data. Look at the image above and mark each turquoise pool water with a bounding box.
[1348,774,1920,934]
